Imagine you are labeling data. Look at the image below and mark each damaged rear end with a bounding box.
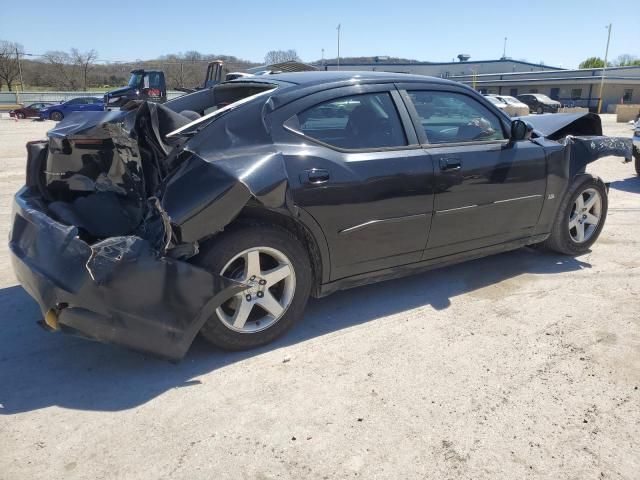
[9,82,281,360]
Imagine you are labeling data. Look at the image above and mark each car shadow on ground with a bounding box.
[0,247,590,415]
[610,176,640,194]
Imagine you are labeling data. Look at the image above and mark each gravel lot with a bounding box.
[0,115,638,480]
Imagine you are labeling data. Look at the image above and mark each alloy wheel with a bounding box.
[216,247,296,333]
[568,187,602,243]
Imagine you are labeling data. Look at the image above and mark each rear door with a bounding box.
[399,86,547,259]
[270,84,437,280]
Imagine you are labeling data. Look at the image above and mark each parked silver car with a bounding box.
[489,95,530,116]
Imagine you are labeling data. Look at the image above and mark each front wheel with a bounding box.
[16,112,25,119]
[50,111,64,122]
[194,221,312,350]
[541,175,608,255]
[536,106,544,114]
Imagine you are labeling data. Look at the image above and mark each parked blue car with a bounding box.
[39,97,104,121]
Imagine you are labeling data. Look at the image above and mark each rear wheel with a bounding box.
[540,175,608,255]
[194,221,312,350]
[634,148,640,176]
[50,111,64,122]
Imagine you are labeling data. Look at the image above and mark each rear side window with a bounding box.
[407,91,506,145]
[296,92,407,150]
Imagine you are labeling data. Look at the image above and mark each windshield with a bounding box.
[499,96,521,105]
[486,96,505,106]
[533,94,554,102]
[128,73,143,87]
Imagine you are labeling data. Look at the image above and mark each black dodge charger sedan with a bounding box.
[9,72,637,359]
[516,93,561,114]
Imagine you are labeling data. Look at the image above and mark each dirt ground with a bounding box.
[0,114,638,480]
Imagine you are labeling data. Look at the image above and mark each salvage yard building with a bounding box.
[323,58,640,112]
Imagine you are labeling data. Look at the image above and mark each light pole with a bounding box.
[502,37,507,59]
[597,23,612,114]
[336,24,341,70]
[15,47,24,92]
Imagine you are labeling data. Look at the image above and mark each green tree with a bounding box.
[579,57,606,69]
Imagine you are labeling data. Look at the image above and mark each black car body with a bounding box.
[517,93,561,114]
[516,93,561,113]
[9,72,637,359]
[104,69,167,108]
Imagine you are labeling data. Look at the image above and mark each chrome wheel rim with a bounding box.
[568,187,602,243]
[216,247,296,333]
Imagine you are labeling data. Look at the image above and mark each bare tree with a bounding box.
[264,49,301,65]
[614,54,640,67]
[72,48,98,90]
[0,40,24,91]
[42,50,80,89]
[183,50,203,62]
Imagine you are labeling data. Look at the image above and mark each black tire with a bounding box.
[536,106,544,114]
[50,111,64,122]
[16,112,25,119]
[193,221,312,350]
[540,175,608,255]
[634,150,640,176]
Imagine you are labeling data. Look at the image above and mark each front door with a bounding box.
[271,85,437,280]
[400,87,547,259]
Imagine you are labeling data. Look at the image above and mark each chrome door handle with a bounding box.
[439,157,462,171]
[300,169,330,184]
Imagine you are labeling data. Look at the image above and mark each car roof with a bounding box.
[253,70,449,84]
[227,70,471,108]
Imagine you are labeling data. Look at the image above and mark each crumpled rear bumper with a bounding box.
[9,187,244,360]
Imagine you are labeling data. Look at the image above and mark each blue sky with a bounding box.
[1,0,637,68]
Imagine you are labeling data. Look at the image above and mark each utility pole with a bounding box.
[321,48,325,68]
[502,37,507,59]
[336,24,341,70]
[15,46,24,92]
[597,23,612,114]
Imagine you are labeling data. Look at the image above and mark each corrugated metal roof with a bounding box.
[247,61,317,74]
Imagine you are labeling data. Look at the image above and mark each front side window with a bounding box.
[128,73,143,87]
[296,92,407,150]
[147,72,162,89]
[407,91,506,145]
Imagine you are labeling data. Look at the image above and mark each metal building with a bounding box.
[323,59,640,111]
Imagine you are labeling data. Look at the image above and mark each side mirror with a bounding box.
[511,119,533,141]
